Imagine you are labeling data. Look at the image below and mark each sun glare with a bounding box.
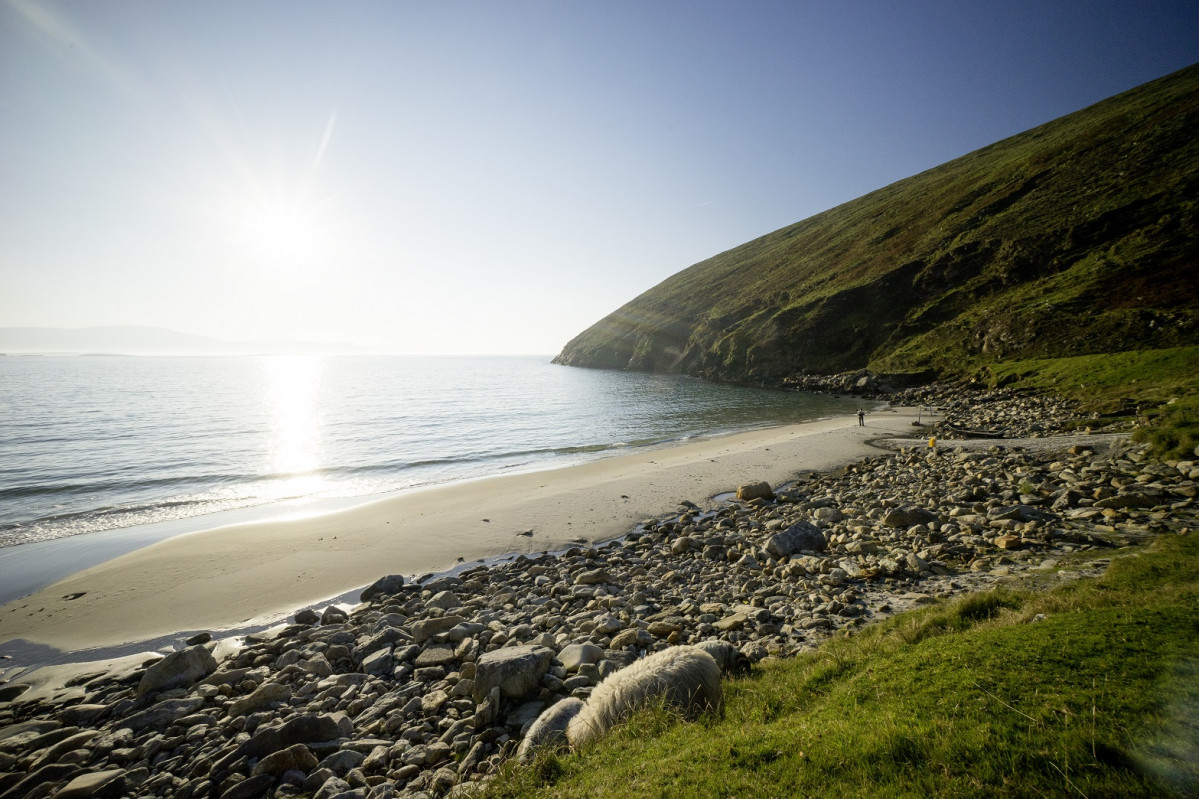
[241,196,321,268]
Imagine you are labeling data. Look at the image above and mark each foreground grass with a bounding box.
[487,535,1199,798]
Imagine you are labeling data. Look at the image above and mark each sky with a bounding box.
[2,1,1197,355]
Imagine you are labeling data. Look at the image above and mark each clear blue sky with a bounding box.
[2,0,1197,354]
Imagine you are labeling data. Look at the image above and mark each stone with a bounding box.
[57,703,108,726]
[229,681,291,717]
[220,774,276,799]
[472,645,554,703]
[574,568,612,585]
[136,645,217,698]
[0,683,30,702]
[122,697,204,731]
[882,507,939,528]
[414,645,456,669]
[1094,492,1159,509]
[736,481,774,501]
[412,615,466,643]
[243,713,354,758]
[610,628,653,649]
[557,642,604,673]
[995,534,1023,550]
[253,742,319,776]
[764,520,825,558]
[427,590,460,610]
[321,606,349,625]
[295,608,321,625]
[360,648,393,676]
[53,769,126,799]
[360,574,406,602]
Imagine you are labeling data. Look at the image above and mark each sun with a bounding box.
[240,196,320,269]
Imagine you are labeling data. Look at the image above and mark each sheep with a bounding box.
[517,645,724,760]
[515,697,584,763]
[694,639,752,676]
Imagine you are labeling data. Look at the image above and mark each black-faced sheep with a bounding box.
[518,645,722,760]
[694,639,752,675]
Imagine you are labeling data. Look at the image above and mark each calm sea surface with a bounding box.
[0,355,858,548]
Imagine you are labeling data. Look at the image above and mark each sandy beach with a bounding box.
[0,408,922,656]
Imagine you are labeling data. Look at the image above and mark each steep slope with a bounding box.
[554,64,1199,383]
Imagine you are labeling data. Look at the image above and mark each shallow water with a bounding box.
[0,354,859,548]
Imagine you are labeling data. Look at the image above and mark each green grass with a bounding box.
[485,534,1199,798]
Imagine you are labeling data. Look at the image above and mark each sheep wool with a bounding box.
[515,697,584,763]
[565,645,722,749]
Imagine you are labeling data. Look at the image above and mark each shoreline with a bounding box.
[0,408,910,660]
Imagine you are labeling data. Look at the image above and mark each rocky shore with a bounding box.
[1,421,1196,798]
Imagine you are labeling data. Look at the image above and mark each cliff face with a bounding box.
[554,64,1199,383]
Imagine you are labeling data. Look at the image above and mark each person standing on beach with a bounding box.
[857,408,865,426]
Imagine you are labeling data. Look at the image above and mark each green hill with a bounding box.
[554,64,1199,388]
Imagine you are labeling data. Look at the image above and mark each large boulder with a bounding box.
[412,615,466,643]
[135,645,217,698]
[736,481,774,501]
[472,645,554,703]
[243,712,354,758]
[764,520,825,558]
[881,506,939,528]
[557,642,604,673]
[360,574,406,603]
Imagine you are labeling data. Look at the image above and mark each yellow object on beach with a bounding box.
[928,437,936,448]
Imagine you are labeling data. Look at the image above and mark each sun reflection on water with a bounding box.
[262,355,328,500]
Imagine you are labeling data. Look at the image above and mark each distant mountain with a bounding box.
[554,63,1199,383]
[0,326,370,356]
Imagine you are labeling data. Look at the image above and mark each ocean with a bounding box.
[0,354,859,550]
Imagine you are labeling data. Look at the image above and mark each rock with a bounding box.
[995,534,1023,550]
[58,703,108,726]
[427,590,460,610]
[360,648,394,676]
[764,520,825,558]
[1094,492,1159,509]
[736,481,774,501]
[412,615,466,643]
[243,713,354,758]
[414,645,456,669]
[135,645,217,698]
[610,628,653,649]
[321,606,349,625]
[295,608,321,625]
[472,645,554,703]
[229,681,291,717]
[122,697,205,731]
[0,764,84,799]
[714,612,748,632]
[882,507,939,528]
[53,769,126,799]
[220,774,276,799]
[575,568,612,585]
[557,643,604,673]
[0,683,30,702]
[360,574,406,602]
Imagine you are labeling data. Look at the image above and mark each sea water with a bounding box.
[0,354,859,549]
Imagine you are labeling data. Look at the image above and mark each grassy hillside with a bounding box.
[487,534,1199,798]
[554,64,1199,388]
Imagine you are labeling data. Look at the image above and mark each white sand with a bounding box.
[0,408,925,653]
